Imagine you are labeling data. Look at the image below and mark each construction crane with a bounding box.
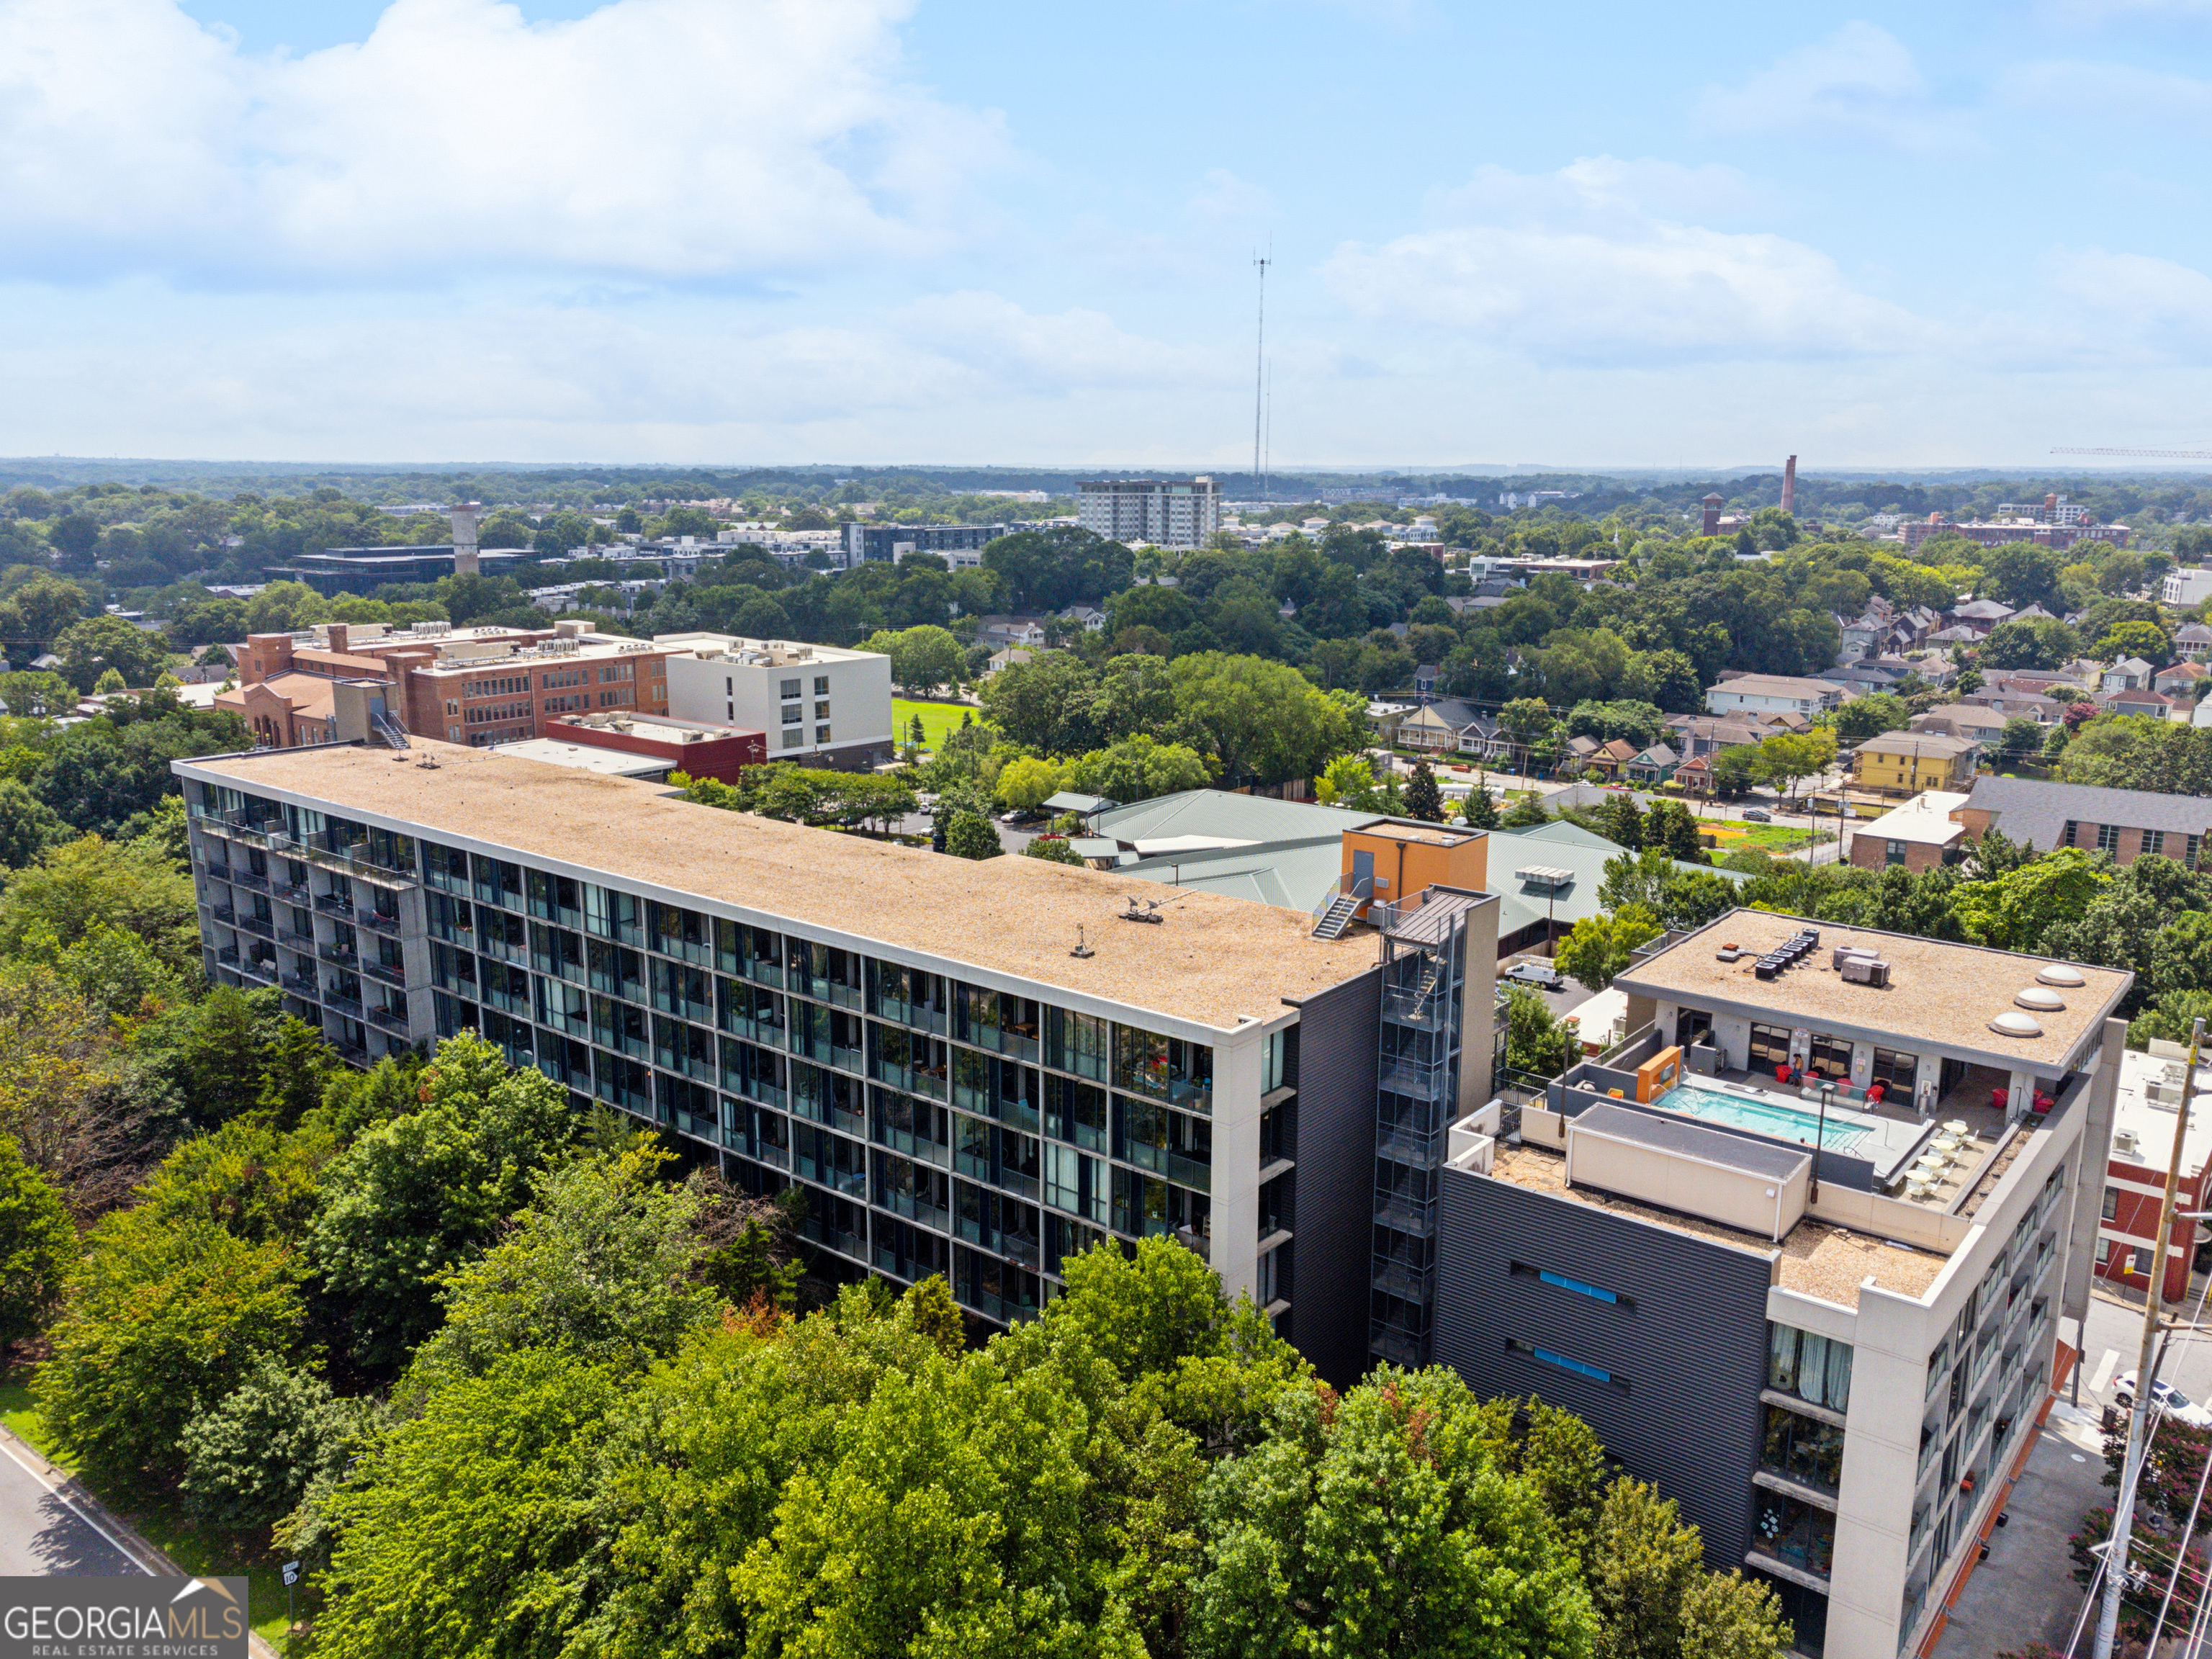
[2051,446,2212,460]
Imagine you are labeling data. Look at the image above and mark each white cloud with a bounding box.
[1696,22,1971,150]
[1323,158,1936,364]
[2000,59,2212,125]
[2041,246,2212,359]
[0,0,1007,284]
[2036,0,2212,20]
[1426,156,1772,230]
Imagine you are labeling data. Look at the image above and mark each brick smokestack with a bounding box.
[1782,455,1797,516]
[1701,493,1722,536]
[451,502,481,579]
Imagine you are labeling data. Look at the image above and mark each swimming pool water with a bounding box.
[1665,1083,1874,1154]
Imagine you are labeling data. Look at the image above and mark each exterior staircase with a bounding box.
[371,711,411,750]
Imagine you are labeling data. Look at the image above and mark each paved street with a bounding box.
[0,1436,148,1578]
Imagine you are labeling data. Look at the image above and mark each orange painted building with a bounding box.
[1339,821,1490,917]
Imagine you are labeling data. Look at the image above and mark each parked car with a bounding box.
[1740,808,1772,823]
[1503,961,1564,991]
[2114,1372,2212,1427]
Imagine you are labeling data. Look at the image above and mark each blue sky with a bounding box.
[3,0,2209,468]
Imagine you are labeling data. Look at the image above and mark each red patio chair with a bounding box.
[1991,1087,2008,1112]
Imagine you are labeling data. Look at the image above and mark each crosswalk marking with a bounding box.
[2089,1348,2121,1393]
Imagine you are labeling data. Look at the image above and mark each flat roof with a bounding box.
[1855,791,1970,847]
[1490,1141,1943,1309]
[489,739,674,778]
[1617,909,2131,1074]
[2115,1046,2212,1177]
[179,741,1382,1033]
[1572,1102,1809,1181]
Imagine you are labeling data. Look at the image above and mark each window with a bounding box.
[1261,1028,1290,1094]
[1807,1033,1853,1082]
[1886,839,1907,866]
[1761,1403,1846,1494]
[782,730,804,750]
[1512,1262,1632,1308]
[781,678,801,698]
[1506,1338,1623,1390]
[2147,830,2167,858]
[2098,822,2122,854]
[781,706,803,725]
[2062,820,2080,848]
[1871,1047,1918,1092]
[814,700,831,718]
[1768,1323,1853,1412]
[2134,1246,2155,1277]
[2190,835,2203,870]
[816,724,832,744]
[2103,1186,2119,1222]
[814,675,830,694]
[1748,1022,1793,1074]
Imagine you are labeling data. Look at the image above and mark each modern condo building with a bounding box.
[175,740,1498,1377]
[1431,911,2129,1659]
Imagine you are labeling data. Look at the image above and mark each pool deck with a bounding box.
[1669,1065,2008,1210]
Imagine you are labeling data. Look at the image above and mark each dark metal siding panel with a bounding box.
[1287,964,1382,1388]
[1433,1165,1773,1566]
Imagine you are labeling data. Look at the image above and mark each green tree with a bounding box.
[408,1148,716,1388]
[1064,734,1213,804]
[0,832,199,975]
[1021,835,1085,866]
[1678,1570,1794,1659]
[53,614,174,693]
[1555,904,1663,992]
[1500,698,1556,768]
[1980,617,2079,671]
[994,755,1067,812]
[179,1354,377,1532]
[37,1208,307,1481]
[858,625,965,697]
[1190,1367,1599,1659]
[0,780,66,868]
[1404,757,1444,822]
[1597,792,1645,850]
[1599,849,1739,932]
[1951,847,2109,954]
[1589,1479,1702,1659]
[1832,693,1908,744]
[0,572,88,657]
[307,1033,579,1370]
[2097,618,2171,664]
[2131,990,2212,1050]
[1758,728,1835,806]
[0,1132,74,1348]
[904,1274,966,1357]
[1166,653,1365,787]
[1315,752,1385,811]
[1978,542,2069,610]
[1503,984,1576,1076]
[1463,777,1499,829]
[943,810,1002,860]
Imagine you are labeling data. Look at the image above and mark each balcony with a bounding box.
[361,958,406,989]
[228,868,269,893]
[367,1004,410,1033]
[207,904,238,927]
[357,909,403,938]
[313,892,356,920]
[236,913,274,940]
[272,880,310,906]
[323,989,364,1018]
[215,945,240,968]
[316,942,359,968]
[282,972,319,998]
[276,925,316,952]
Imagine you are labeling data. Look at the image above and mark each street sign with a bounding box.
[281,1562,300,1588]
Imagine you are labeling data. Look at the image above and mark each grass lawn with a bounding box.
[1699,819,1833,854]
[892,697,976,754]
[0,1372,297,1647]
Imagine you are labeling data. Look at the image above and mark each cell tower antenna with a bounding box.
[1252,245,1270,499]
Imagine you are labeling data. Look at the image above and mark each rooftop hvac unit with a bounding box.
[1841,957,1892,988]
[1833,945,1876,971]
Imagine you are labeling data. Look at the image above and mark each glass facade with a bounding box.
[190,778,1236,1329]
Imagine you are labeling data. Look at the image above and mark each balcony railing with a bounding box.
[357,909,403,937]
[282,972,319,997]
[236,914,274,939]
[228,868,269,893]
[1378,1055,1451,1101]
[276,925,316,952]
[316,943,359,967]
[323,990,364,1017]
[273,880,310,906]
[361,958,406,989]
[367,1004,410,1033]
[314,892,356,918]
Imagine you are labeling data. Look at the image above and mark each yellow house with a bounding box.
[1852,730,1979,799]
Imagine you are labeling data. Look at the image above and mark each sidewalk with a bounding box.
[0,1421,282,1659]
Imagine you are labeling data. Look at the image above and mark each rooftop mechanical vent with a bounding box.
[2036,965,2087,988]
[1989,1010,2044,1038]
[2015,986,2067,1012]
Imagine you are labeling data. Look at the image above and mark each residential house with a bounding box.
[1581,738,1639,781]
[1454,715,1513,765]
[1623,743,1680,785]
[2105,686,2174,720]
[1056,605,1108,632]
[1851,730,1980,798]
[985,646,1035,675]
[1943,598,2016,635]
[2101,656,2155,693]
[2175,622,2212,663]
[1907,704,2008,745]
[1413,663,1440,696]
[974,615,1050,649]
[1704,673,1845,720]
[1846,790,1971,873]
[1395,697,1482,752]
[1926,624,1983,649]
[2152,661,2207,700]
[1560,734,1603,775]
[1673,753,1715,796]
[1952,774,2212,864]
[1668,713,1788,758]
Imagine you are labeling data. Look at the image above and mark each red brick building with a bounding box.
[549,713,767,783]
[2096,1044,2212,1302]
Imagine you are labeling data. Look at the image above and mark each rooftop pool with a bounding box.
[1661,1079,1879,1158]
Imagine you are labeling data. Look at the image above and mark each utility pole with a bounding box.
[2095,1016,2208,1659]
[1252,250,1270,499]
